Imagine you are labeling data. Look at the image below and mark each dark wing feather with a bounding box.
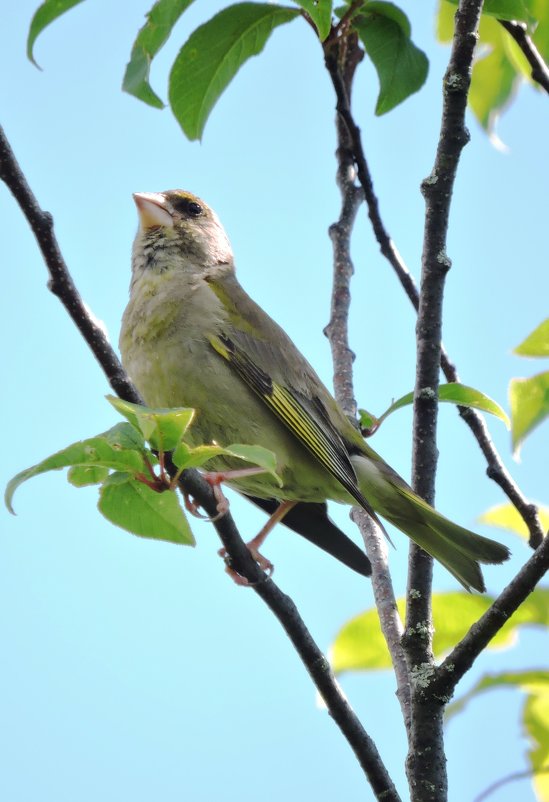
[208,331,378,519]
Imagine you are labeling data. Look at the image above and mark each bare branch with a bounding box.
[323,37,414,300]
[432,530,549,697]
[403,2,487,799]
[499,19,549,95]
[0,122,401,802]
[323,16,544,549]
[324,34,412,733]
[325,140,363,421]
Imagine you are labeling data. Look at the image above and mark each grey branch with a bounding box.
[324,39,412,733]
[352,508,412,734]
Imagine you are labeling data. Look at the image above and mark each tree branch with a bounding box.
[432,528,549,698]
[499,19,549,95]
[323,15,544,550]
[0,122,401,802]
[324,32,412,735]
[404,2,486,799]
[352,508,412,733]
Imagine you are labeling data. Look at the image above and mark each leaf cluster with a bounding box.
[26,0,549,145]
[5,396,279,548]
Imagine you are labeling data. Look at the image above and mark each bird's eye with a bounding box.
[187,201,203,216]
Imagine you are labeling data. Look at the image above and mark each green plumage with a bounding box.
[120,190,510,592]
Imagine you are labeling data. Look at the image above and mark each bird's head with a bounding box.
[131,190,234,278]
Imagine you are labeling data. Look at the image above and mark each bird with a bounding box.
[119,189,510,592]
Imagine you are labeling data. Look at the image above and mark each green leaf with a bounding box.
[364,0,411,33]
[442,0,533,23]
[446,668,549,800]
[437,384,510,426]
[107,395,195,451]
[172,442,227,470]
[515,319,549,358]
[5,436,146,514]
[479,502,549,539]
[526,689,549,801]
[447,669,549,720]
[122,0,195,108]
[353,2,428,115]
[98,472,195,545]
[509,371,549,452]
[436,0,455,43]
[67,465,110,487]
[358,408,379,435]
[436,3,537,141]
[481,0,533,23]
[531,0,549,63]
[172,441,281,485]
[102,422,147,452]
[27,0,86,67]
[293,0,332,40]
[224,443,282,485]
[371,382,510,428]
[469,37,519,136]
[332,604,397,672]
[332,590,549,674]
[169,2,300,140]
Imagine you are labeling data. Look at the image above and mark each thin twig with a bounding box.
[440,355,544,548]
[324,32,412,735]
[499,19,549,95]
[323,16,544,550]
[474,765,549,802]
[0,122,401,801]
[325,152,362,420]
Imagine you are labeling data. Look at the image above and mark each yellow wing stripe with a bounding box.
[269,385,352,485]
[209,333,370,507]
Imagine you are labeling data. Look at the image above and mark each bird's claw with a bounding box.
[183,481,230,522]
[219,546,274,586]
[183,493,210,519]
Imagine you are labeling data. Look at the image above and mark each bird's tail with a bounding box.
[389,502,509,592]
[352,454,510,592]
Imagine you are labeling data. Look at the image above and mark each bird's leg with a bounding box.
[245,500,297,555]
[220,500,297,585]
[183,466,269,521]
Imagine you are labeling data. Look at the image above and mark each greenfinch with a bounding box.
[120,190,510,591]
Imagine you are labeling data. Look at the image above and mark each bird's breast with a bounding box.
[120,273,350,503]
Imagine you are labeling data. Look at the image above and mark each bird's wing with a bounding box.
[208,331,376,515]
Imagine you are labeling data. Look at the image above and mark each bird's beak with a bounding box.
[133,192,174,229]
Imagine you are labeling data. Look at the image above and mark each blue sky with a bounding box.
[1,2,548,801]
